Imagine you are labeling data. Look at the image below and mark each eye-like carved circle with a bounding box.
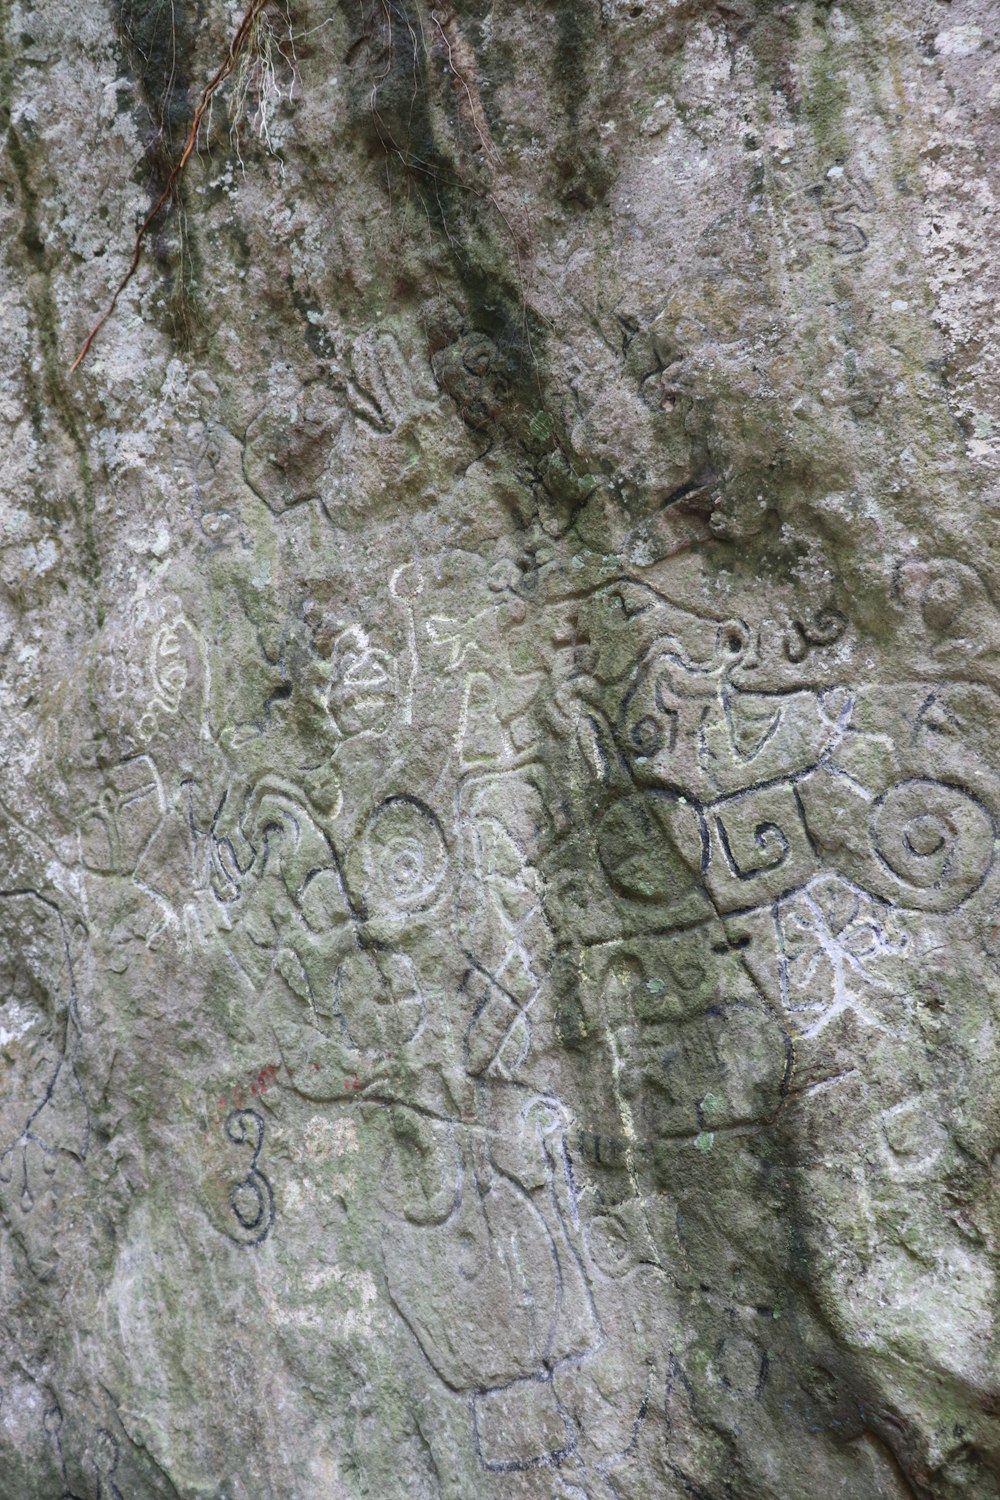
[870,779,994,911]
[587,1213,633,1277]
[718,619,751,659]
[359,796,449,915]
[631,715,663,757]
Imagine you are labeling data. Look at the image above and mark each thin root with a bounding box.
[71,0,272,373]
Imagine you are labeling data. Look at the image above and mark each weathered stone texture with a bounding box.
[2,1,1000,1495]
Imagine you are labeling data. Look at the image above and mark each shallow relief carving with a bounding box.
[0,894,89,1249]
[221,1108,275,1247]
[556,580,996,948]
[540,568,1000,1488]
[46,545,1000,1495]
[181,553,678,1490]
[162,560,996,1492]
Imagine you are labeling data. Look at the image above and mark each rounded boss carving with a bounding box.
[870,778,994,911]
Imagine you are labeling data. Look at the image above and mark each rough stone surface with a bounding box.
[2,1,1000,1495]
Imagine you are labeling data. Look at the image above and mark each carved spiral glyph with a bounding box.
[870,779,994,911]
[358,795,449,916]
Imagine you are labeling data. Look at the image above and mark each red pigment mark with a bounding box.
[314,1062,320,1071]
[215,1063,281,1111]
[251,1063,279,1093]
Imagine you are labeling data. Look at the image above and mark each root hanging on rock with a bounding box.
[71,0,276,373]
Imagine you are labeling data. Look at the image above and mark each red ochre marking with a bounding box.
[214,1062,281,1111]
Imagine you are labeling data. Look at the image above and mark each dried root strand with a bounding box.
[229,0,296,167]
[71,0,272,373]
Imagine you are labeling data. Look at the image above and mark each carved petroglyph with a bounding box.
[817,164,876,255]
[43,1416,126,1500]
[222,1108,275,1247]
[390,563,424,727]
[776,876,908,1038]
[0,894,89,1220]
[895,556,1000,687]
[325,626,399,743]
[382,1134,574,1390]
[348,328,438,435]
[350,795,449,919]
[92,596,211,752]
[869,778,993,910]
[42,1402,80,1499]
[209,777,356,1006]
[794,162,877,256]
[171,565,1000,1499]
[457,771,552,1025]
[782,606,848,664]
[552,578,1000,1153]
[92,1428,125,1500]
[52,553,1000,1494]
[243,381,343,515]
[80,756,165,877]
[380,1087,655,1490]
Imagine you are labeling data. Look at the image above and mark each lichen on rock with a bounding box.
[1,2,999,1496]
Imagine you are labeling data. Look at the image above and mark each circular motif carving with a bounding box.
[223,1109,274,1248]
[359,795,449,915]
[630,714,663,757]
[870,779,994,911]
[717,618,752,660]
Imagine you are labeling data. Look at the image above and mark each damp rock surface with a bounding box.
[1,2,1000,1496]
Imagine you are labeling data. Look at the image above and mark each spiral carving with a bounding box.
[870,779,994,911]
[224,1109,275,1247]
[359,795,449,916]
[783,606,848,663]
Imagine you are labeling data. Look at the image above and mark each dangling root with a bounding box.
[229,0,296,167]
[70,0,272,373]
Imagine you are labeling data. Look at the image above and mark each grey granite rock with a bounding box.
[2,1,1000,1495]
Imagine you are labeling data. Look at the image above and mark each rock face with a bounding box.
[2,1,1000,1495]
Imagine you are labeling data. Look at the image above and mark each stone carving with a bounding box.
[563,590,996,965]
[243,381,341,514]
[11,548,994,1495]
[222,1108,275,1247]
[325,625,399,743]
[807,163,877,256]
[91,596,211,752]
[43,1403,78,1498]
[776,875,907,1037]
[349,794,449,919]
[40,1403,124,1500]
[782,606,849,664]
[5,5,1000,1493]
[349,328,439,434]
[80,755,165,876]
[0,894,89,1219]
[89,1428,126,1500]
